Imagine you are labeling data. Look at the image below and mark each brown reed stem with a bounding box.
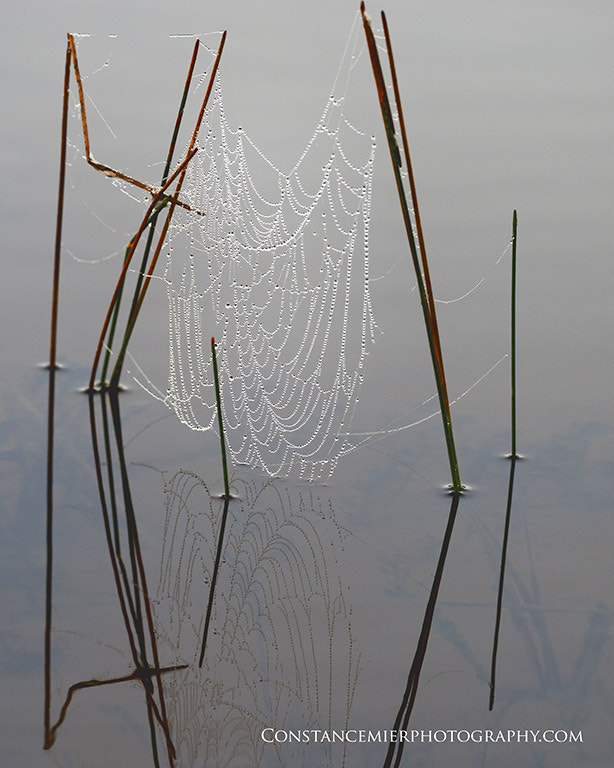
[381,11,450,410]
[44,38,71,751]
[103,38,202,384]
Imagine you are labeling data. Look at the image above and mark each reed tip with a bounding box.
[211,336,215,345]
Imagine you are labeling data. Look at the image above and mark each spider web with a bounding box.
[64,27,512,483]
[157,21,377,481]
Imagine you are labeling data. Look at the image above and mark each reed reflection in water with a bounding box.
[45,376,359,767]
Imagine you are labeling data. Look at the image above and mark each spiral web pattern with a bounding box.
[161,26,376,480]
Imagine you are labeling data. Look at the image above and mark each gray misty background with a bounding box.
[1,0,613,766]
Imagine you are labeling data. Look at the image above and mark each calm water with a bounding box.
[2,1,614,766]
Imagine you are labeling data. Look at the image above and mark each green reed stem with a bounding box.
[100,195,170,387]
[88,153,194,392]
[361,3,461,492]
[211,337,230,499]
[511,210,518,458]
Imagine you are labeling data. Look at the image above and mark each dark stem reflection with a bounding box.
[89,388,177,767]
[489,455,518,710]
[383,492,461,768]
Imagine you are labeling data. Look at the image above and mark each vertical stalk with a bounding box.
[511,210,518,458]
[99,240,133,386]
[45,38,71,750]
[488,211,519,710]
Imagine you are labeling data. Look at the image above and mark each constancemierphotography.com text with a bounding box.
[261,729,583,745]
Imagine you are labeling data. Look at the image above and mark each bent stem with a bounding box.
[361,3,461,492]
[46,664,187,752]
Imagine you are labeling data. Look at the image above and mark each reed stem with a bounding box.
[361,3,461,492]
[44,39,71,750]
[511,210,518,458]
[99,240,132,386]
[211,337,230,499]
[107,42,200,378]
[88,157,193,391]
